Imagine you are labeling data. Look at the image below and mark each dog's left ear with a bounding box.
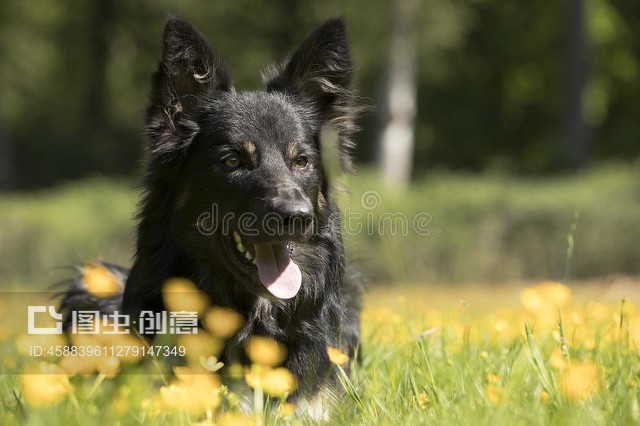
[265,18,357,172]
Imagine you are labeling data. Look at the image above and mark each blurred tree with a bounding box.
[84,0,115,146]
[0,0,12,188]
[0,0,638,189]
[565,0,592,169]
[413,0,565,174]
[378,0,418,189]
[587,0,640,160]
[0,120,11,189]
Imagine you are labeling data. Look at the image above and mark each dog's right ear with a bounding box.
[147,17,232,156]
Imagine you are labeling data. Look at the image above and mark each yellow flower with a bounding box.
[549,348,568,370]
[159,369,221,413]
[59,354,97,376]
[327,346,349,365]
[20,362,73,408]
[90,324,147,363]
[414,392,430,410]
[539,390,550,404]
[495,320,507,333]
[82,262,123,297]
[159,384,189,409]
[205,306,245,339]
[487,374,500,385]
[558,361,602,401]
[520,281,571,314]
[485,384,507,406]
[172,366,221,388]
[96,356,120,378]
[58,350,120,378]
[244,365,297,397]
[262,367,298,397]
[245,336,288,366]
[200,355,224,372]
[162,278,209,314]
[278,402,296,417]
[244,365,265,389]
[15,333,66,357]
[178,332,223,366]
[218,412,255,426]
[570,311,585,325]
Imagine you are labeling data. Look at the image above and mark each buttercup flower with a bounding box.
[549,348,568,370]
[20,362,73,408]
[521,281,571,314]
[218,412,255,426]
[15,333,66,357]
[83,262,123,297]
[96,356,121,378]
[245,336,287,366]
[278,402,297,417]
[178,332,224,366]
[159,367,221,413]
[485,384,507,405]
[558,361,602,401]
[539,390,550,404]
[162,277,209,314]
[244,365,297,397]
[327,346,350,365]
[205,306,245,339]
[200,355,224,372]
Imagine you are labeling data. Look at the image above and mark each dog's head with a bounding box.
[144,18,356,300]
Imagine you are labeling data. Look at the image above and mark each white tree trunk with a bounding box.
[379,0,418,189]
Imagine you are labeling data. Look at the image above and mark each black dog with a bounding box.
[60,17,361,402]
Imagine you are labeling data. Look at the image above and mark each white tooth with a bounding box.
[233,231,241,244]
[245,252,253,261]
[236,241,246,253]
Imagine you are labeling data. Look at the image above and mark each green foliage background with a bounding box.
[0,1,638,285]
[0,0,638,187]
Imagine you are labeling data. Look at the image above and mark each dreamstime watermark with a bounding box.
[195,190,443,238]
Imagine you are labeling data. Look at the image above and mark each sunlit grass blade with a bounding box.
[524,322,559,404]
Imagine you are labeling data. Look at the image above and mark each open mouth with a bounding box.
[228,231,302,300]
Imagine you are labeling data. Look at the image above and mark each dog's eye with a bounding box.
[293,155,308,169]
[222,154,241,168]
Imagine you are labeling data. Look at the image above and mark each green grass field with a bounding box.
[1,164,639,288]
[0,166,639,424]
[0,280,639,425]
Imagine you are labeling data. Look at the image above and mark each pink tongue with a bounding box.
[254,243,302,299]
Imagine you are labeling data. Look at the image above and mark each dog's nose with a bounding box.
[273,199,314,235]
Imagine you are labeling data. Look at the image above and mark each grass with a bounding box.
[0,280,639,425]
[341,163,640,283]
[0,177,137,288]
[0,166,639,424]
[2,164,639,288]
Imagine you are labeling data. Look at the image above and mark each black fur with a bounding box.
[60,17,361,399]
